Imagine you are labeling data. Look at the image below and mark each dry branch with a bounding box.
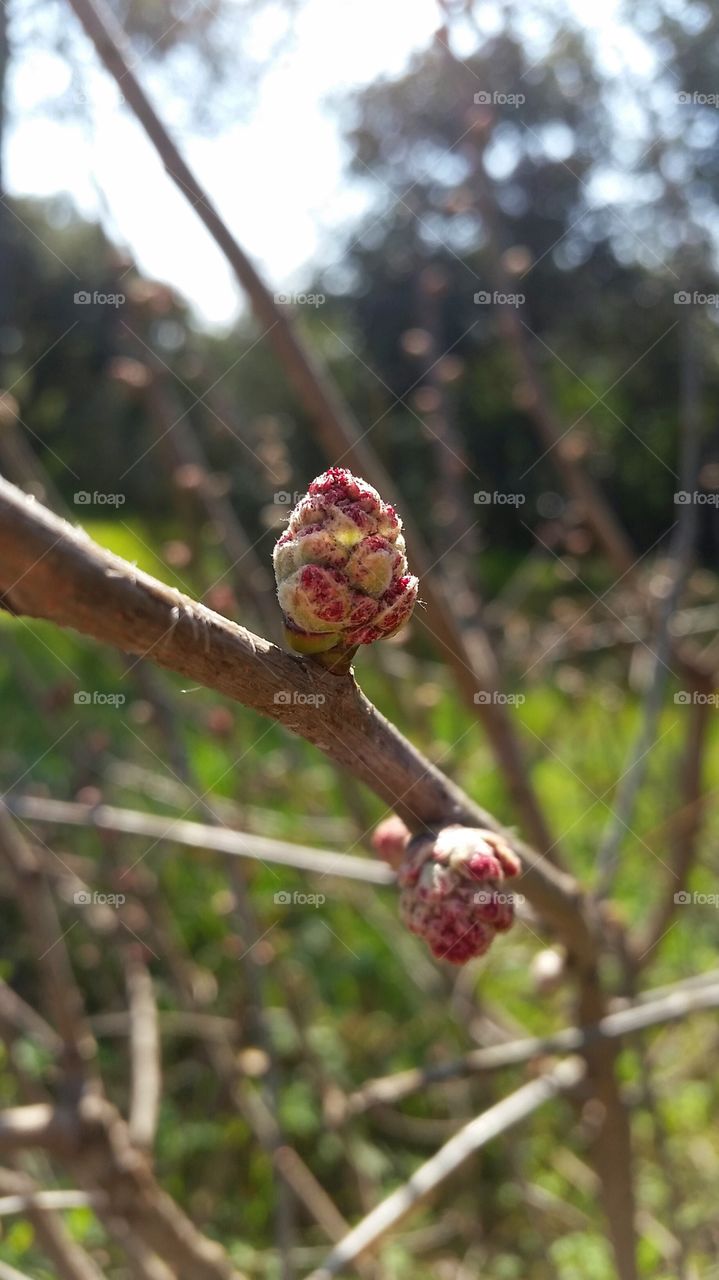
[0,1261,34,1280]
[0,476,598,963]
[306,1058,586,1279]
[0,1098,246,1280]
[126,955,161,1152]
[0,804,98,1084]
[8,795,395,885]
[347,975,719,1113]
[65,0,557,858]
[0,1171,105,1280]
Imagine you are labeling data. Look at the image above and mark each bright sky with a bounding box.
[6,0,632,331]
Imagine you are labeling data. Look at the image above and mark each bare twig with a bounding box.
[594,305,703,898]
[0,1104,75,1155]
[0,804,98,1088]
[0,1187,100,1215]
[65,0,557,858]
[0,1171,106,1280]
[7,795,395,885]
[346,976,719,1113]
[0,807,247,1280]
[0,1261,35,1280]
[0,1098,246,1280]
[0,980,61,1055]
[126,954,161,1152]
[635,695,712,962]
[305,1058,585,1279]
[0,476,599,963]
[575,973,637,1280]
[113,340,278,639]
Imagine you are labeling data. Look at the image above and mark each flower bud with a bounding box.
[274,468,418,657]
[371,814,410,869]
[397,826,521,965]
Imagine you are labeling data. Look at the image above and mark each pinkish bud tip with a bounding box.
[371,815,410,868]
[397,826,521,965]
[274,468,418,658]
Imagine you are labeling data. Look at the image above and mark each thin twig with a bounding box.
[594,305,703,897]
[8,795,395,885]
[0,1188,100,1215]
[65,0,557,858]
[0,476,600,963]
[0,1098,246,1280]
[126,954,161,1152]
[346,975,719,1113]
[634,696,712,963]
[305,1058,585,1279]
[0,804,98,1088]
[0,1172,106,1280]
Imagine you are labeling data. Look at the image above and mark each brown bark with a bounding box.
[65,0,557,860]
[0,475,598,963]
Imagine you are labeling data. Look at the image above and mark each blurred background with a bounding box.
[0,0,718,1276]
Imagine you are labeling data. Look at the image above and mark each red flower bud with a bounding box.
[274,468,418,656]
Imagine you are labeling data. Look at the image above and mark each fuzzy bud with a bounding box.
[397,825,521,965]
[371,814,410,869]
[530,947,566,995]
[273,468,418,656]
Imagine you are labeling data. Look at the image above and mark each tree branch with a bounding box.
[0,476,599,963]
[65,0,558,859]
[0,1097,247,1280]
[306,1058,585,1279]
[346,975,719,1113]
[7,795,395,885]
[126,955,161,1152]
